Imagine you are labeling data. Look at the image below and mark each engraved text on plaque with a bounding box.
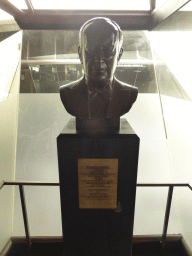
[78,159,118,209]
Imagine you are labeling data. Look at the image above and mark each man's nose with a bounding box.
[94,50,104,67]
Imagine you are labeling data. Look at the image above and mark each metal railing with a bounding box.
[1,181,192,255]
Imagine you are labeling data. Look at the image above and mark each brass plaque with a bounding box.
[78,159,118,209]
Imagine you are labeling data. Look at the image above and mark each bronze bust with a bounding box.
[60,17,138,133]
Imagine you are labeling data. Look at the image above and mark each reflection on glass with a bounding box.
[21,30,152,60]
[20,64,84,93]
[22,30,79,60]
[20,65,35,93]
[20,30,157,93]
[20,64,157,94]
[116,65,156,93]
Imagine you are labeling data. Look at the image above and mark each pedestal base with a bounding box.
[57,118,140,256]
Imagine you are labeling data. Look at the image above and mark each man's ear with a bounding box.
[78,45,83,64]
[117,47,123,62]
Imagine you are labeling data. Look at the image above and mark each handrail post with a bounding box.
[0,181,4,190]
[161,185,174,254]
[188,184,192,191]
[19,185,31,255]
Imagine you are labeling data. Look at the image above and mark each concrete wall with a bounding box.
[0,32,21,253]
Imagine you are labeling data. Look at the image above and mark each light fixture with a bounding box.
[31,0,150,10]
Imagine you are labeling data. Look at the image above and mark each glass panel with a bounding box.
[20,30,157,93]
[122,31,152,60]
[31,0,150,10]
[155,0,167,9]
[154,63,191,100]
[22,30,79,60]
[20,63,157,93]
[116,64,157,93]
[180,1,192,11]
[156,0,192,10]
[150,13,192,249]
[21,30,152,60]
[150,32,192,100]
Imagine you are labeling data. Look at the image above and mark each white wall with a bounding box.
[161,96,192,248]
[13,93,180,236]
[0,32,21,253]
[150,29,192,249]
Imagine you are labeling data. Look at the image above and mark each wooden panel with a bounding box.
[14,11,151,30]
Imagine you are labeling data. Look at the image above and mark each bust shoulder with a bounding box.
[114,77,137,90]
[60,77,85,93]
[114,77,138,103]
[60,77,87,117]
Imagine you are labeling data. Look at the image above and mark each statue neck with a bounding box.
[84,76,113,90]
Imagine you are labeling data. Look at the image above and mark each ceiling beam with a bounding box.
[0,0,150,30]
[0,0,24,17]
[24,0,34,13]
[150,0,192,30]
[150,0,156,11]
[14,10,151,30]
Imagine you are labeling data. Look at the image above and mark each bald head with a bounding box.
[78,17,123,86]
[79,17,123,52]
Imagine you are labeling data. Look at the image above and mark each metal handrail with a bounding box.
[1,181,192,255]
[1,181,191,188]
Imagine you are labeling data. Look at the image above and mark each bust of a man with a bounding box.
[60,17,138,132]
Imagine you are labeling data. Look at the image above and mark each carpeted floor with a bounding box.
[7,240,188,256]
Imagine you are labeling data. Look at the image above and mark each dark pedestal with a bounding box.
[57,118,140,256]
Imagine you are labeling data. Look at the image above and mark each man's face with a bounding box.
[79,27,122,86]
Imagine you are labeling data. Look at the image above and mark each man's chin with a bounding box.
[86,76,112,85]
